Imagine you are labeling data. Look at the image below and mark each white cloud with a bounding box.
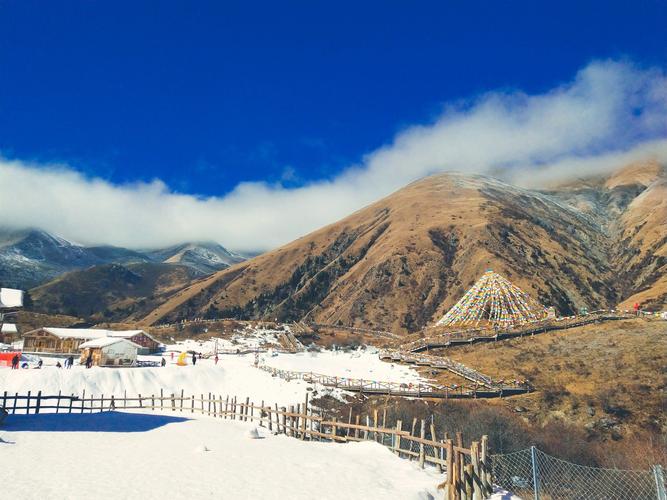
[1,59,665,252]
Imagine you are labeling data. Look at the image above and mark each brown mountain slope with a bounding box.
[140,171,643,331]
[31,262,202,323]
[547,161,666,310]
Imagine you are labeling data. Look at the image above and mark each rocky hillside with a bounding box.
[30,262,203,323]
[140,162,665,332]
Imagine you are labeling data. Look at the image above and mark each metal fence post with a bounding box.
[654,465,667,500]
[531,446,540,500]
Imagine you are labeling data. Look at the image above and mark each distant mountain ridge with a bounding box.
[0,228,244,289]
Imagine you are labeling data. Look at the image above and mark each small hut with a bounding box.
[79,337,139,367]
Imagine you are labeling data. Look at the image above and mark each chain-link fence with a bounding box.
[492,447,667,500]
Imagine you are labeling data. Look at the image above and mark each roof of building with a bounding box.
[1,323,18,333]
[79,337,141,349]
[0,288,24,308]
[32,328,144,340]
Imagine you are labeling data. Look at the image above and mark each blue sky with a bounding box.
[1,1,665,196]
[0,2,665,250]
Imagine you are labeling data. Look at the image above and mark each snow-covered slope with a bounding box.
[0,229,244,289]
[0,229,149,288]
[1,414,442,500]
[147,242,245,274]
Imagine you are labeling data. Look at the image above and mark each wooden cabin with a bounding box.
[79,337,139,367]
[22,328,160,354]
[0,322,18,344]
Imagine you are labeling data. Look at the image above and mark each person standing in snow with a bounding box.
[192,352,197,366]
[67,355,74,369]
[37,359,43,369]
[161,357,166,367]
[85,353,93,369]
[11,354,19,369]
[214,354,219,365]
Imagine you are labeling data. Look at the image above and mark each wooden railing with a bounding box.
[400,311,633,353]
[2,390,494,499]
[256,364,528,399]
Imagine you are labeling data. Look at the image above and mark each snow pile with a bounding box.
[0,413,442,500]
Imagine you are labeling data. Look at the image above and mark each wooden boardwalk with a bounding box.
[257,364,529,399]
[400,312,632,353]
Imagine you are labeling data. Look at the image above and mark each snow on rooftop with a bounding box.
[1,323,18,333]
[42,328,146,340]
[0,288,24,308]
[79,337,141,349]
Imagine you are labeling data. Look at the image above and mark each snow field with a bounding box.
[1,411,442,500]
[0,348,424,406]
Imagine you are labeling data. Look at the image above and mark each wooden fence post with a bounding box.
[170,393,175,411]
[180,389,185,412]
[394,420,403,456]
[245,397,250,421]
[465,464,474,500]
[35,390,42,414]
[471,441,482,500]
[302,393,309,439]
[419,419,426,468]
[80,389,85,414]
[481,435,492,496]
[445,440,454,500]
[160,389,164,411]
[68,393,74,413]
[26,390,31,415]
[281,406,287,434]
[55,390,61,414]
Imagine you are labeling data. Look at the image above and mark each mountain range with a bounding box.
[0,228,245,289]
[137,160,666,333]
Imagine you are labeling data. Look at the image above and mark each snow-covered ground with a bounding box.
[0,339,520,499]
[0,411,442,500]
[264,348,425,383]
[0,355,316,405]
[0,347,424,405]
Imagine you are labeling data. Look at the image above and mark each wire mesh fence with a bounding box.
[492,447,666,500]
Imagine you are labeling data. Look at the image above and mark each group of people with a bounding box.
[54,356,75,368]
[9,354,44,369]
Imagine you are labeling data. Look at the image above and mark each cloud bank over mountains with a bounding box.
[1,60,665,252]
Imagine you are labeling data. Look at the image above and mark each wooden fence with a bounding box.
[1,390,493,499]
[256,364,527,399]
